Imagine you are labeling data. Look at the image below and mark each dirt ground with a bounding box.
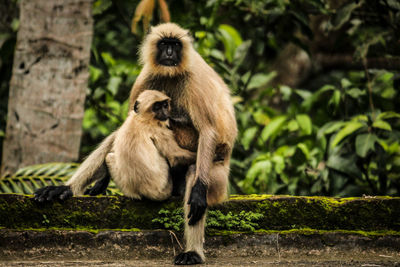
[1,252,399,266]
[1,229,399,266]
[0,258,399,267]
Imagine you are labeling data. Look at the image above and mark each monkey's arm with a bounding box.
[151,135,196,167]
[187,126,217,225]
[170,116,191,126]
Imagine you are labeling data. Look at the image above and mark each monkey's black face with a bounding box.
[156,38,182,67]
[152,100,170,121]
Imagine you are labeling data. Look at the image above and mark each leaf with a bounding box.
[372,120,392,131]
[280,85,292,101]
[302,85,335,111]
[317,121,346,139]
[260,116,287,143]
[272,156,285,174]
[326,153,362,179]
[341,78,352,88]
[355,133,377,158]
[376,111,400,120]
[331,0,364,30]
[107,76,122,96]
[218,24,243,63]
[92,0,112,15]
[387,0,400,10]
[89,66,103,83]
[296,114,312,135]
[297,143,310,160]
[328,90,341,109]
[241,126,258,150]
[252,110,269,125]
[233,40,252,70]
[0,163,122,195]
[101,52,116,67]
[331,121,365,148]
[247,72,277,90]
[346,88,365,99]
[287,119,299,132]
[219,24,243,47]
[245,160,272,188]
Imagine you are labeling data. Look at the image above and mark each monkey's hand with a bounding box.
[34,185,73,202]
[84,175,110,196]
[187,179,207,226]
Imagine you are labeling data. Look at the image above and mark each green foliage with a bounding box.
[0,163,122,195]
[233,70,400,197]
[0,163,77,194]
[152,208,184,231]
[81,0,142,155]
[151,208,264,232]
[207,210,263,232]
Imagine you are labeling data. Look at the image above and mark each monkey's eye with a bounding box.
[162,101,169,108]
[153,102,161,111]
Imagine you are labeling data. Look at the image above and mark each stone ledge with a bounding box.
[0,194,399,231]
[1,229,400,261]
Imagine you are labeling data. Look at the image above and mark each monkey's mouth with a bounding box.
[159,59,179,67]
[155,114,169,121]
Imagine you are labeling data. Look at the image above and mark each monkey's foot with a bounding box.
[174,251,204,265]
[34,185,72,202]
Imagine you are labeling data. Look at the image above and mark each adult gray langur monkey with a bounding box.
[35,23,237,265]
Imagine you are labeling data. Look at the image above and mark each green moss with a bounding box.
[7,227,143,234]
[211,228,400,237]
[1,194,400,232]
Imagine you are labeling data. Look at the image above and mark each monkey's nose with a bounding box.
[166,46,173,56]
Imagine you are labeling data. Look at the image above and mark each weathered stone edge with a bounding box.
[1,229,400,261]
[1,193,399,231]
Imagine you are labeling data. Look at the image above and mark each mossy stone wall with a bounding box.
[0,194,399,232]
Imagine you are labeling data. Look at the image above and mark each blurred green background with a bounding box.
[1,0,399,197]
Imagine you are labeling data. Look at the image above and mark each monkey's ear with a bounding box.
[133,101,140,113]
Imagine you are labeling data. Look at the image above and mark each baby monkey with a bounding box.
[106,90,196,200]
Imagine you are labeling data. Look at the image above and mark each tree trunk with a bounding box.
[1,0,93,176]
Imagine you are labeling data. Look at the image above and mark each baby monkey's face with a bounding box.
[152,99,170,121]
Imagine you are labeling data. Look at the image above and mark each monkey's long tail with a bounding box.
[66,132,116,195]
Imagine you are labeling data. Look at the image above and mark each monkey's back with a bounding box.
[110,114,172,199]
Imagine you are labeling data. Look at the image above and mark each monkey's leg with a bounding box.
[174,163,229,265]
[34,161,110,202]
[170,164,188,197]
[84,164,111,196]
[175,165,206,265]
[138,171,173,201]
[34,133,115,202]
[105,153,173,201]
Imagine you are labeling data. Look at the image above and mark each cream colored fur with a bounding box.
[66,23,237,262]
[66,133,115,195]
[106,90,195,200]
[129,23,237,261]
